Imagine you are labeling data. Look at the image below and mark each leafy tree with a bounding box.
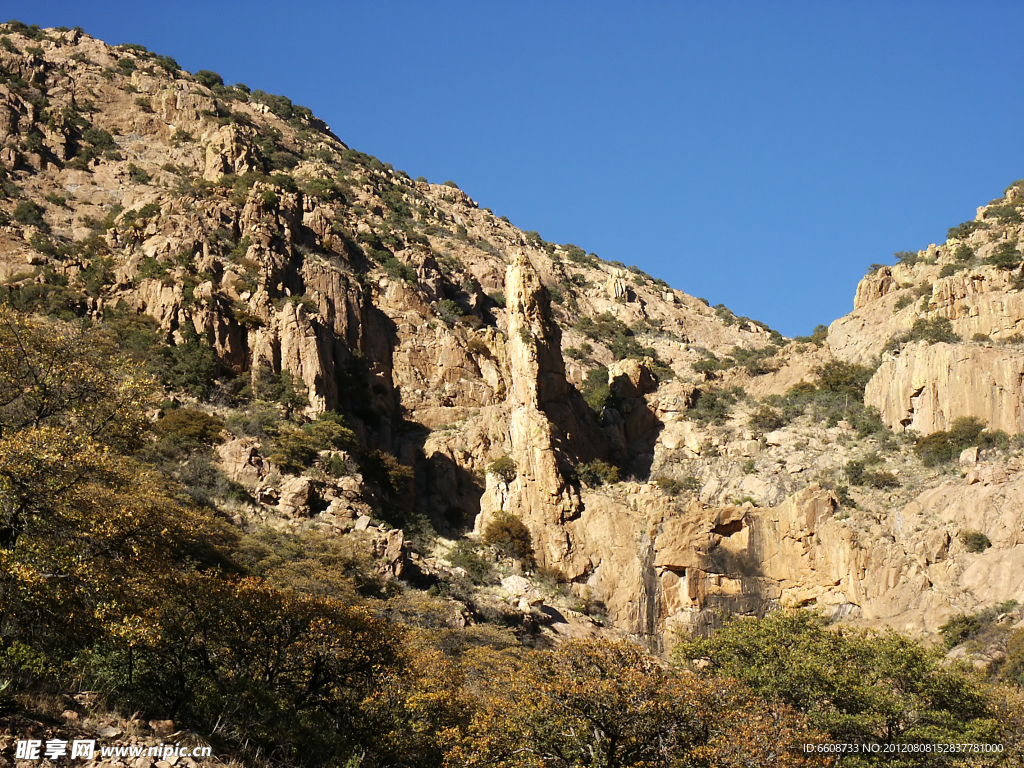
[914,417,1005,466]
[193,69,223,88]
[486,455,516,483]
[482,512,533,564]
[675,610,1000,764]
[449,639,820,767]
[813,360,875,402]
[12,201,48,231]
[581,366,611,413]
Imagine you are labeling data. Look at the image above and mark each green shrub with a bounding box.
[576,460,620,487]
[381,256,416,284]
[153,408,225,447]
[939,612,984,650]
[909,316,960,344]
[863,470,899,489]
[581,366,611,413]
[813,360,876,401]
[960,530,992,554]
[984,203,1023,225]
[894,250,922,266]
[13,201,48,231]
[654,476,686,496]
[156,326,219,398]
[436,298,464,324]
[483,512,534,564]
[954,243,975,262]
[447,541,495,584]
[749,406,786,432]
[893,294,913,312]
[913,416,1003,466]
[984,241,1023,270]
[947,220,984,240]
[486,455,516,483]
[687,386,738,425]
[127,163,151,183]
[938,264,960,278]
[194,70,224,88]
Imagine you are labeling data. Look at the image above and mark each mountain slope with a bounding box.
[1,22,1023,650]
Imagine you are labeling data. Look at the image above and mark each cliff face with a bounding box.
[827,188,1024,436]
[3,24,1024,648]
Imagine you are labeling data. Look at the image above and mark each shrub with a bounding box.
[194,69,224,88]
[864,470,899,489]
[249,365,309,412]
[938,613,984,650]
[127,163,151,183]
[576,460,620,487]
[267,421,348,474]
[687,386,738,425]
[984,241,1023,270]
[486,455,516,483]
[938,264,960,278]
[893,294,913,312]
[381,256,416,284]
[654,476,685,496]
[954,243,975,262]
[156,326,219,398]
[809,324,828,345]
[447,541,495,584]
[431,299,461,325]
[914,416,1000,466]
[813,360,876,401]
[581,366,611,413]
[483,511,534,563]
[442,180,460,189]
[894,250,921,266]
[749,406,786,432]
[909,316,960,344]
[960,530,992,554]
[13,201,48,231]
[153,408,225,447]
[947,220,984,240]
[359,451,414,525]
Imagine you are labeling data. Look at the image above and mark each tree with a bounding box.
[675,610,1001,765]
[448,639,822,767]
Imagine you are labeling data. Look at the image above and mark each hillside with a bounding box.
[1,21,1024,767]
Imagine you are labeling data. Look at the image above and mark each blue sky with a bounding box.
[11,2,1024,336]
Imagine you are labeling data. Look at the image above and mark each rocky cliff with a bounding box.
[2,23,1023,650]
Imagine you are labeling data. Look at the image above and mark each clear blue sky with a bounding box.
[11,2,1024,336]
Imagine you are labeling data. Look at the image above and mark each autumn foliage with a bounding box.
[1,307,1021,767]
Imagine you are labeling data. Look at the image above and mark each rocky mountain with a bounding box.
[1,22,1023,656]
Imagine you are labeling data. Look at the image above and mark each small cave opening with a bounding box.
[710,519,744,537]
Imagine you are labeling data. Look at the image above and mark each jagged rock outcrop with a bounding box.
[475,255,583,566]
